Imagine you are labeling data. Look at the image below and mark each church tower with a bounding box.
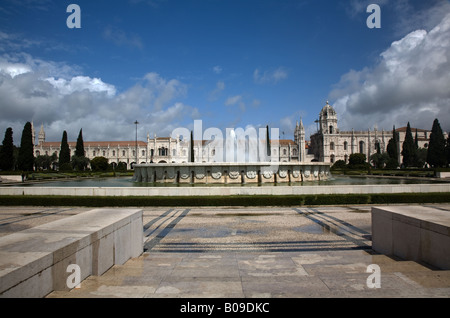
[38,124,45,146]
[294,117,306,162]
[319,101,338,134]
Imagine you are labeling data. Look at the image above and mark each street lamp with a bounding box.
[134,120,139,168]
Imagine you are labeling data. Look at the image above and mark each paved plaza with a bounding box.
[1,204,450,298]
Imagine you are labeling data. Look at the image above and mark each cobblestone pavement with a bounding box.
[1,205,450,298]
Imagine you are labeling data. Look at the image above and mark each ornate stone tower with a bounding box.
[38,124,45,146]
[319,101,338,135]
[294,117,306,162]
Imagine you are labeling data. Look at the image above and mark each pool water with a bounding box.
[11,175,447,187]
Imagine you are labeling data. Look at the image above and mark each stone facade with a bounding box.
[309,102,448,165]
[32,101,447,169]
[33,123,308,170]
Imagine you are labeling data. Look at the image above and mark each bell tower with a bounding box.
[294,117,306,162]
[319,101,338,135]
[38,124,45,146]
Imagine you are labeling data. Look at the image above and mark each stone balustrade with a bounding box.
[133,162,331,184]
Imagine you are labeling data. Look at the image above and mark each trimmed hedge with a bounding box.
[0,192,449,207]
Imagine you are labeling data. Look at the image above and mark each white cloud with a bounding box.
[225,95,245,112]
[45,76,116,97]
[212,65,223,74]
[0,53,196,144]
[253,67,288,84]
[329,12,450,132]
[208,80,225,101]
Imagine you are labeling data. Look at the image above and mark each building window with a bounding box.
[330,142,335,151]
[142,150,145,156]
[359,141,365,154]
[112,150,116,156]
[173,149,177,156]
[123,150,126,156]
[343,141,348,151]
[36,150,40,156]
[329,125,334,134]
[283,149,287,155]
[330,154,335,163]
[103,151,106,156]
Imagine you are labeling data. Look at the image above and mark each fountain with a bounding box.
[133,162,331,184]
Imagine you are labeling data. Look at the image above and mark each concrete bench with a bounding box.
[372,206,450,269]
[0,208,143,297]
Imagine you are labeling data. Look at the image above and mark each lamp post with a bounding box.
[134,120,139,168]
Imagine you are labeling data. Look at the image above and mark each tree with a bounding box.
[35,155,53,171]
[71,155,90,171]
[427,119,446,167]
[446,135,450,167]
[266,125,271,158]
[0,127,14,171]
[59,131,71,168]
[331,159,347,170]
[74,129,85,157]
[90,156,109,171]
[190,130,194,163]
[17,122,34,171]
[386,125,399,168]
[72,128,88,171]
[401,122,416,167]
[348,153,367,168]
[370,152,389,169]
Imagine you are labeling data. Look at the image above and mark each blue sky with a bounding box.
[1,0,449,144]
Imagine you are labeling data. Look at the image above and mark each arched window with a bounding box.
[359,141,365,154]
[112,150,116,156]
[330,142,335,151]
[142,150,145,156]
[122,150,126,156]
[283,149,287,155]
[330,154,335,163]
[329,125,334,134]
[36,150,40,156]
[343,141,348,151]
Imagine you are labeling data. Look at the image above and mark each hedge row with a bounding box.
[0,192,449,207]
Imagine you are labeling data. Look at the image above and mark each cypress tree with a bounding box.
[427,119,446,167]
[0,127,14,171]
[17,122,34,171]
[266,125,271,158]
[75,129,85,157]
[59,131,71,166]
[386,125,399,168]
[401,122,416,167]
[446,134,450,166]
[190,130,194,163]
[72,128,89,171]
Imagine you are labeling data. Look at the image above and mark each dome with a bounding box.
[320,101,336,118]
